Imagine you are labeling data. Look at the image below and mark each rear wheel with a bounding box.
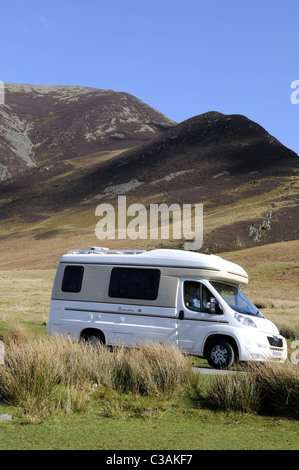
[81,330,104,348]
[206,339,235,369]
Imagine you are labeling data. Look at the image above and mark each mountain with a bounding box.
[0,85,298,267]
[51,111,298,250]
[0,83,175,181]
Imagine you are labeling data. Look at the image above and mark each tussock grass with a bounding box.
[205,361,299,419]
[274,321,299,340]
[254,298,298,311]
[0,325,192,420]
[1,324,299,421]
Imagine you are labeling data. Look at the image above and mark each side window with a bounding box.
[109,267,160,300]
[62,265,84,293]
[184,281,201,312]
[184,281,221,313]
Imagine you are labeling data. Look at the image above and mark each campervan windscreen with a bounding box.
[211,282,264,317]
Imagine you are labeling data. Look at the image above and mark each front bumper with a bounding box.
[240,332,288,363]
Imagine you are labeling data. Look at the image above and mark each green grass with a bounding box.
[1,395,298,450]
[0,323,298,450]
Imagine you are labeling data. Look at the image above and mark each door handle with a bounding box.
[179,310,184,320]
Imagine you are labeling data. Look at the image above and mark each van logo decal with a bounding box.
[117,306,135,313]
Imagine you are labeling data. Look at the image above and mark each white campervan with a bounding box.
[47,247,287,369]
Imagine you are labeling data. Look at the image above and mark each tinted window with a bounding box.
[184,281,201,311]
[184,281,218,313]
[109,267,160,300]
[62,265,84,292]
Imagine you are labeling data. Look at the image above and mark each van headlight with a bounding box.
[234,312,257,328]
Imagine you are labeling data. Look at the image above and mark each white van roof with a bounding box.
[60,247,248,283]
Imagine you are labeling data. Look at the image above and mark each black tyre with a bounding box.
[81,330,104,348]
[206,339,235,370]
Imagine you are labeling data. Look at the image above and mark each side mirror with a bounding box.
[207,297,216,314]
[207,297,222,314]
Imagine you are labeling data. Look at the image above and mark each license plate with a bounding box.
[272,350,282,357]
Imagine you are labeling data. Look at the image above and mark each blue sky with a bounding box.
[1,0,298,154]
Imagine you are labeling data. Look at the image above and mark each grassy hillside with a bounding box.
[0,167,298,270]
[222,240,299,328]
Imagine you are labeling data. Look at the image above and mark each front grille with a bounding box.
[267,336,283,348]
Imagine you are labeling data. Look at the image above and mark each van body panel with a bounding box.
[52,263,179,307]
[48,299,178,346]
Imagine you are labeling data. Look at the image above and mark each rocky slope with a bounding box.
[0,83,175,180]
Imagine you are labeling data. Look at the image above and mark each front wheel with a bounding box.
[206,339,235,370]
